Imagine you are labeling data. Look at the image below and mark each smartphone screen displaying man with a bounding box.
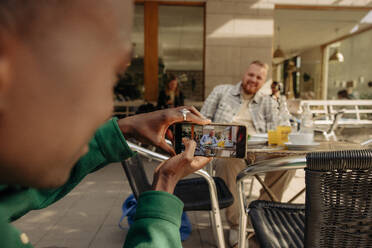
[174,123,246,158]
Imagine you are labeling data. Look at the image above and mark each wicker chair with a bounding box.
[237,150,372,248]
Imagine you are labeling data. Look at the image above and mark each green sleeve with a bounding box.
[1,118,134,222]
[37,118,135,208]
[123,191,184,248]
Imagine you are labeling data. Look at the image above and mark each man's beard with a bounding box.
[243,81,257,94]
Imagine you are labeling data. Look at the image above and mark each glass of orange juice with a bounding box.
[268,130,280,146]
[277,126,291,145]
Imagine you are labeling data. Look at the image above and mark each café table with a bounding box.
[244,141,364,203]
[238,140,366,247]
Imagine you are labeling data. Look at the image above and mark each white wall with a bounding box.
[203,0,372,98]
[205,0,273,96]
[327,28,372,99]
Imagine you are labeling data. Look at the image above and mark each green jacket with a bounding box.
[0,119,183,248]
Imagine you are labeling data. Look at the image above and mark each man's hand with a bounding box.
[152,139,212,193]
[117,106,210,155]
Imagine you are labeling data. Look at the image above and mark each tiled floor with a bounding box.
[13,159,305,248]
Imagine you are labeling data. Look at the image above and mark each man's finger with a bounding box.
[186,113,211,125]
[187,106,204,118]
[183,106,211,125]
[159,140,176,156]
[187,106,211,122]
[166,129,174,141]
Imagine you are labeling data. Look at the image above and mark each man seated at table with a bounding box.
[201,60,295,247]
[200,129,218,146]
[199,128,218,156]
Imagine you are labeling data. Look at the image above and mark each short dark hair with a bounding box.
[0,1,98,38]
[271,81,282,91]
[166,73,177,85]
[337,89,349,99]
[250,60,269,71]
[0,1,43,34]
[0,1,69,38]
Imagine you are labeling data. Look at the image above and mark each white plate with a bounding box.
[247,140,267,146]
[285,142,320,150]
[250,133,268,139]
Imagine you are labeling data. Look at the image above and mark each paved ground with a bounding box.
[13,159,305,248]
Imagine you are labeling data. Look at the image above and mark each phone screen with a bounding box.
[174,123,246,158]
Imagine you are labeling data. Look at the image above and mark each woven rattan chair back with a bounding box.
[305,150,372,248]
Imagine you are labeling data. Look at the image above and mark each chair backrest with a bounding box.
[121,154,152,199]
[328,110,344,133]
[305,149,372,248]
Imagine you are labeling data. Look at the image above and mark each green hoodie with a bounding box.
[0,119,183,248]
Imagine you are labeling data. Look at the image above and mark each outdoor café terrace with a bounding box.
[12,1,372,248]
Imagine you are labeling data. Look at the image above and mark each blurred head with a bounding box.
[209,131,215,137]
[346,87,353,95]
[241,60,268,95]
[166,73,178,92]
[271,81,281,96]
[337,89,349,100]
[0,0,133,188]
[169,80,178,91]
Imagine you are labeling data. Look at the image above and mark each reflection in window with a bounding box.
[115,5,144,101]
[158,6,204,101]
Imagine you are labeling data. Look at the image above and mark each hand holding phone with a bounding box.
[153,139,212,193]
[174,123,246,158]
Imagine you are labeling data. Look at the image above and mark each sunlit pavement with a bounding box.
[13,159,305,248]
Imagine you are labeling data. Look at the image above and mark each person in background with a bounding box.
[271,81,287,107]
[0,1,211,248]
[157,73,185,109]
[271,81,281,101]
[200,129,218,146]
[338,89,351,100]
[201,60,295,247]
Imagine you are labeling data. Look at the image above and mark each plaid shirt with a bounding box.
[201,82,279,133]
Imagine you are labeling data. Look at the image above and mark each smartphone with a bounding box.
[174,123,246,158]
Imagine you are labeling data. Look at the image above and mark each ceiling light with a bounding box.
[329,49,344,63]
[273,25,285,59]
[273,47,285,58]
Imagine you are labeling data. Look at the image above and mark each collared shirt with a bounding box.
[232,89,256,135]
[200,134,218,146]
[201,82,279,133]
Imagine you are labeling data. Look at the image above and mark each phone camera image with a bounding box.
[174,123,246,158]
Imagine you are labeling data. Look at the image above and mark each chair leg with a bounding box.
[238,209,248,248]
[209,211,218,247]
[329,131,338,141]
[195,169,226,248]
[210,205,226,248]
[322,131,329,141]
[247,178,254,199]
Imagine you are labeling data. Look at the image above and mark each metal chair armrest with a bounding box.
[237,156,307,183]
[361,139,372,146]
[127,141,226,248]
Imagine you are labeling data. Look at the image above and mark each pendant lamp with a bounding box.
[329,49,344,63]
[273,26,285,59]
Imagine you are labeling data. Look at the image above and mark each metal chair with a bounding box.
[237,150,372,248]
[314,109,344,141]
[123,142,234,248]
